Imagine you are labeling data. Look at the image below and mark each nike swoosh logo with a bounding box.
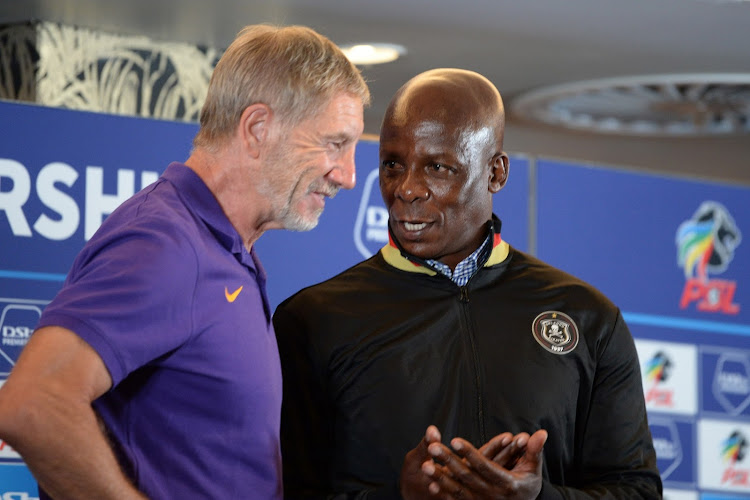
[225,286,243,303]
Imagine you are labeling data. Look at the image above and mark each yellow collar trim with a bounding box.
[380,240,510,274]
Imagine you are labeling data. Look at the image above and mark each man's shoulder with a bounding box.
[97,175,202,239]
[72,180,204,283]
[503,247,617,307]
[276,254,387,309]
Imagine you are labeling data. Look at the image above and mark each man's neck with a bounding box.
[185,148,270,250]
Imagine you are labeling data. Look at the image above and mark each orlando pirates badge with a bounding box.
[532,311,579,355]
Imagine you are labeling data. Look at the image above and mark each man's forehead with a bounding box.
[411,120,446,139]
[379,119,449,151]
[302,92,364,130]
[390,95,481,128]
[381,114,484,143]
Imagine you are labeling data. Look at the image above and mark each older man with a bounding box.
[0,24,369,499]
[274,68,661,499]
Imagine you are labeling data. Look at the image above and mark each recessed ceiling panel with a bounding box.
[511,74,750,137]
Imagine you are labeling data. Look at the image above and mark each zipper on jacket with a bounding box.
[458,283,486,443]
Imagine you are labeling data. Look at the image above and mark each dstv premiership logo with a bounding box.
[712,353,750,416]
[649,418,683,480]
[0,300,44,466]
[353,168,389,258]
[676,201,742,315]
[0,303,41,377]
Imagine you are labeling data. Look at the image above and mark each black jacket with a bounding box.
[274,225,662,499]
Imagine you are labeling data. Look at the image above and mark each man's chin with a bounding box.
[283,210,322,232]
[397,240,437,260]
[393,228,430,247]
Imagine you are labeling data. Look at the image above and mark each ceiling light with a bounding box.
[340,43,406,65]
[510,73,750,137]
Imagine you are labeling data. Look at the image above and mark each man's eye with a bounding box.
[431,164,450,172]
[381,161,399,169]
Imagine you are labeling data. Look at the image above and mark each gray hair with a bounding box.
[193,24,370,151]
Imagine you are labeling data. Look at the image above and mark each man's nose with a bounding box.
[326,147,356,190]
[395,167,429,202]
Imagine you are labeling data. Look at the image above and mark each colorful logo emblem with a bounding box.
[676,201,742,315]
[644,351,675,407]
[723,431,747,465]
[531,311,578,355]
[720,429,750,488]
[646,351,672,384]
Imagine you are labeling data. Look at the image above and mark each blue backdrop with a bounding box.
[537,160,750,497]
[1,101,749,499]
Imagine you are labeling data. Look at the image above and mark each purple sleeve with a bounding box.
[36,220,198,387]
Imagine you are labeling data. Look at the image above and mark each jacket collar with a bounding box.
[380,215,510,275]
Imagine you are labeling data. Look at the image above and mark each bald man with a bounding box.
[274,69,662,499]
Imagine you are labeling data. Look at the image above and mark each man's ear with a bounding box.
[239,103,272,159]
[489,153,509,193]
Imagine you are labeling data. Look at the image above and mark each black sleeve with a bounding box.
[275,302,403,500]
[274,305,385,500]
[540,311,663,499]
[274,303,335,499]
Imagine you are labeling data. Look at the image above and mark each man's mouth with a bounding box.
[312,189,339,200]
[308,179,340,199]
[403,221,428,231]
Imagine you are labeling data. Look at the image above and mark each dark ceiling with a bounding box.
[2,0,749,185]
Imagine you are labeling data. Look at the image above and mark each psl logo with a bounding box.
[353,168,389,259]
[676,201,742,315]
[723,431,747,464]
[644,351,674,408]
[721,430,750,487]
